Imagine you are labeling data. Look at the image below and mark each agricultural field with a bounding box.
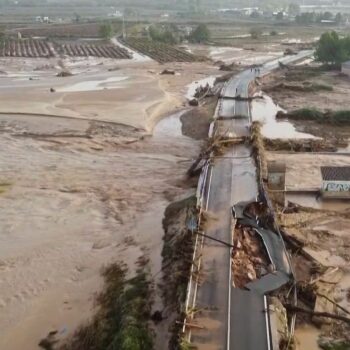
[0,39,132,59]
[9,22,122,39]
[55,42,132,59]
[0,39,55,58]
[122,38,206,63]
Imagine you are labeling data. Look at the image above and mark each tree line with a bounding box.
[296,11,344,25]
[147,23,210,44]
[316,31,350,67]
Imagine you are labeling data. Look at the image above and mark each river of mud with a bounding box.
[0,103,200,350]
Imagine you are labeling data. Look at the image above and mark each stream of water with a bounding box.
[251,94,316,139]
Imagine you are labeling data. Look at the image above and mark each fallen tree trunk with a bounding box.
[316,293,350,316]
[284,304,350,325]
[280,229,316,262]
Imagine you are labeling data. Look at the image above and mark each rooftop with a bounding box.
[321,166,350,181]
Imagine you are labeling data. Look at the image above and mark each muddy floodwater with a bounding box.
[57,76,129,92]
[295,325,322,350]
[251,94,316,139]
[153,110,189,138]
[0,103,200,350]
[185,76,217,100]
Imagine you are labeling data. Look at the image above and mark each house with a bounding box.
[341,61,350,76]
[321,166,350,198]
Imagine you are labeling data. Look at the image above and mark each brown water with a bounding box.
[251,94,316,139]
[295,325,321,350]
[0,107,199,350]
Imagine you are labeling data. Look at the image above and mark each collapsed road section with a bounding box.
[182,51,313,350]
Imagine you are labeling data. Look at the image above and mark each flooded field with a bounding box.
[251,94,316,139]
[57,76,129,92]
[0,106,201,350]
[185,76,217,100]
[0,54,212,349]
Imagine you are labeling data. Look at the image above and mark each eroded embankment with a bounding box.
[39,261,154,350]
[251,122,350,349]
[160,195,198,349]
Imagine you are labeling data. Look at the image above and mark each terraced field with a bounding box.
[122,38,206,63]
[56,42,132,59]
[0,39,55,57]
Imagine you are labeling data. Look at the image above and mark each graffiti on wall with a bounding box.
[323,181,350,192]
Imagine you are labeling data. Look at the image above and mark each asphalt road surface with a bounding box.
[191,51,312,350]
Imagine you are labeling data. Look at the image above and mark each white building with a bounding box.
[321,166,350,198]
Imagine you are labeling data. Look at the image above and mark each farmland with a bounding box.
[122,38,206,63]
[0,39,55,58]
[0,39,132,59]
[9,22,121,38]
[55,42,131,59]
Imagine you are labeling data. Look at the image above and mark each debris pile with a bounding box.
[232,225,271,288]
[265,81,333,93]
[277,108,350,125]
[56,70,73,77]
[264,138,338,152]
[160,69,175,75]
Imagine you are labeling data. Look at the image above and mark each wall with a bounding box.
[322,180,350,198]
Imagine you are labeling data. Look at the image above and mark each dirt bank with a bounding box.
[261,68,350,113]
[180,97,216,140]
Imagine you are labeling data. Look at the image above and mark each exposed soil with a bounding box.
[9,22,119,39]
[266,150,350,347]
[160,195,197,349]
[180,97,216,140]
[292,121,350,149]
[232,225,270,289]
[261,66,350,113]
[279,205,350,344]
